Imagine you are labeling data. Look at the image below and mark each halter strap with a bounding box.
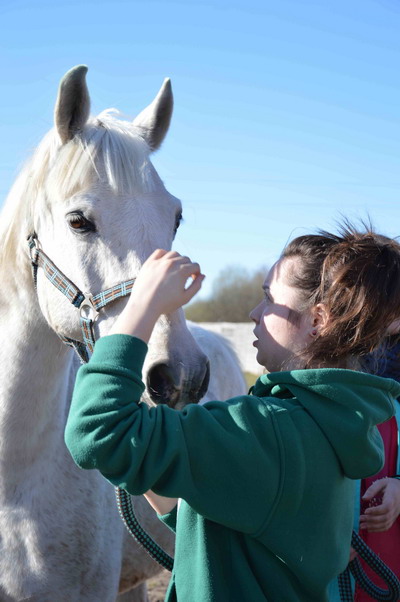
[58,335,91,364]
[28,233,135,362]
[28,235,85,307]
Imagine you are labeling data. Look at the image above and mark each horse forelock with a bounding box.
[46,110,157,201]
[0,110,158,290]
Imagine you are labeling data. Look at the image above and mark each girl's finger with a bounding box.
[164,250,182,259]
[149,248,168,260]
[361,511,389,522]
[179,262,201,277]
[364,505,389,516]
[183,274,205,300]
[363,520,393,532]
[360,514,391,528]
[362,479,387,501]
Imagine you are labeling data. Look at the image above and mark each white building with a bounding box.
[198,322,264,376]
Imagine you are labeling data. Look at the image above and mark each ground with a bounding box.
[147,569,170,601]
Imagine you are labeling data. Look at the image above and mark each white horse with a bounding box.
[0,66,246,601]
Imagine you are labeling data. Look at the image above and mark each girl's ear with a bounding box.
[310,303,329,337]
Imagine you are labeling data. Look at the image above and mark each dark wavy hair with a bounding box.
[281,222,400,368]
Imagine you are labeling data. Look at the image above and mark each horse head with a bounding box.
[22,65,210,408]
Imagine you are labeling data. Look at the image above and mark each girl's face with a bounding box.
[250,258,313,372]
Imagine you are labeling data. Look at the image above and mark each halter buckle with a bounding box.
[79,294,99,321]
[27,234,41,263]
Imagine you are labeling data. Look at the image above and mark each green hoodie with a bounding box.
[65,335,399,601]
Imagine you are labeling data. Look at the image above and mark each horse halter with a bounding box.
[27,233,135,363]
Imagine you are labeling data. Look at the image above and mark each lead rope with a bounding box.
[338,531,400,601]
[27,234,174,572]
[116,489,174,571]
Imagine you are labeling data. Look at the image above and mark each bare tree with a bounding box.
[185,265,268,322]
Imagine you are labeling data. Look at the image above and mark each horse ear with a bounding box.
[133,78,173,151]
[54,65,90,144]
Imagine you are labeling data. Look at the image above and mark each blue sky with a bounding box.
[1,0,399,299]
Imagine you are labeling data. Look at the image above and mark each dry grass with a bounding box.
[147,569,170,601]
[244,371,258,389]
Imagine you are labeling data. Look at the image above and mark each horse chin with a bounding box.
[174,397,201,410]
[140,390,200,410]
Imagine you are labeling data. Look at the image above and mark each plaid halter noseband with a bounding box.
[27,233,135,363]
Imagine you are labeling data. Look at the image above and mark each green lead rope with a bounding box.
[338,531,400,601]
[115,487,174,572]
[115,486,400,593]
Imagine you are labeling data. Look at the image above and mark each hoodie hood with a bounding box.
[252,369,399,479]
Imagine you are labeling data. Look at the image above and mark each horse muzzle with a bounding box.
[147,359,210,408]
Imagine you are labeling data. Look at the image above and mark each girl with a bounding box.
[329,333,400,601]
[65,224,400,601]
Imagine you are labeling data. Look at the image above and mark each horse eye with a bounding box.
[174,212,183,235]
[67,212,96,233]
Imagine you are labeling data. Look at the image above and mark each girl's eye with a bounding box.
[67,212,96,233]
[174,212,183,236]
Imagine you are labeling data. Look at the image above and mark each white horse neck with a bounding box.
[0,279,74,485]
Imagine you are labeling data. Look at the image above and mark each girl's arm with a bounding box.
[145,491,178,515]
[64,332,281,534]
[110,252,193,517]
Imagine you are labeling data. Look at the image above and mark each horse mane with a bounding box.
[0,111,155,292]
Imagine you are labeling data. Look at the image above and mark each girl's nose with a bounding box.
[249,300,263,323]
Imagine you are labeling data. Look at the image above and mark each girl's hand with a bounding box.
[110,250,205,342]
[360,478,400,532]
[128,249,204,316]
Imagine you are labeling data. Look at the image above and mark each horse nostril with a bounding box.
[147,363,180,406]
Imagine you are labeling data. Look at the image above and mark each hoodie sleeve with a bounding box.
[157,506,178,533]
[65,334,287,535]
